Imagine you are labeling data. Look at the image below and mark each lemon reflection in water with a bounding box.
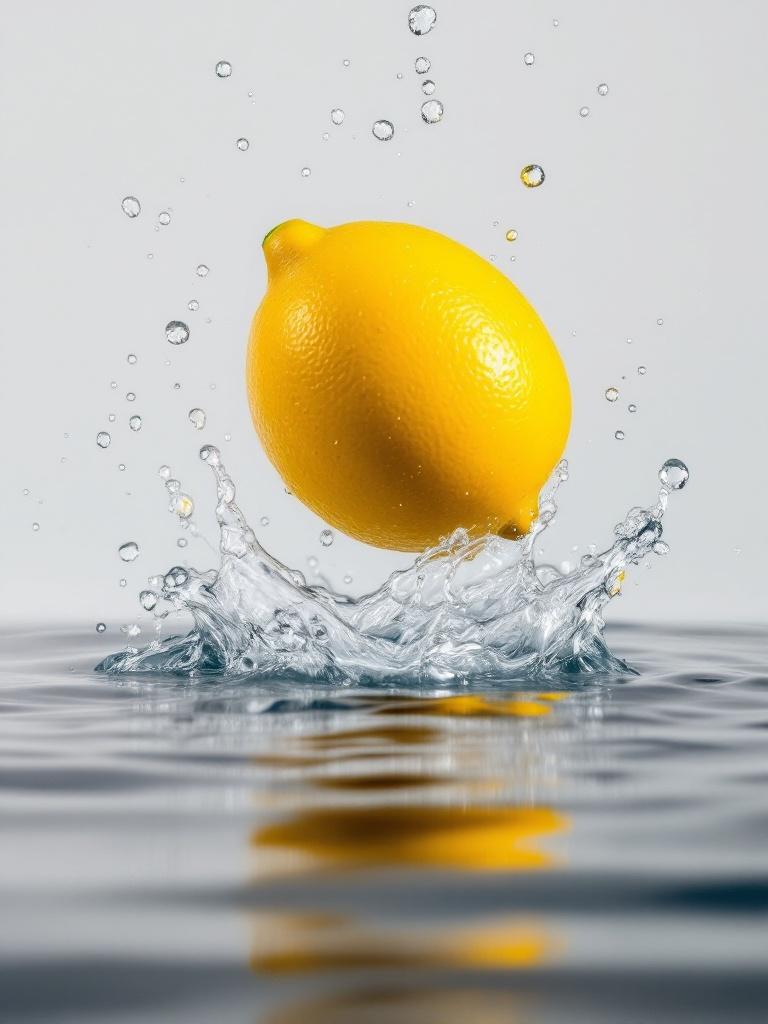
[249,693,571,1015]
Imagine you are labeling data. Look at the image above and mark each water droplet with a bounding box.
[637,365,647,375]
[196,264,209,277]
[260,516,270,526]
[408,5,437,35]
[165,320,190,345]
[579,106,590,118]
[215,60,232,78]
[553,18,559,27]
[524,52,535,66]
[331,108,345,125]
[108,414,116,423]
[415,56,431,73]
[126,391,136,402]
[199,444,220,465]
[110,381,118,389]
[420,99,443,123]
[628,403,637,413]
[321,131,330,141]
[656,318,664,326]
[146,253,154,260]
[520,164,545,187]
[119,541,139,562]
[32,522,40,531]
[177,537,188,548]
[118,463,126,472]
[236,137,249,151]
[597,82,609,96]
[319,529,334,547]
[188,299,199,311]
[139,589,158,610]
[653,540,669,555]
[127,353,137,365]
[307,556,318,568]
[121,196,141,218]
[158,211,171,226]
[421,79,436,95]
[129,415,142,431]
[158,465,171,480]
[173,382,181,390]
[605,386,619,402]
[224,432,231,442]
[188,407,206,430]
[615,430,625,440]
[96,622,106,633]
[119,578,127,587]
[301,166,311,177]
[505,228,518,242]
[96,431,111,449]
[372,119,395,141]
[172,494,194,519]
[659,458,689,491]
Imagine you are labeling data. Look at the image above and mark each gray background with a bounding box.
[2,0,765,626]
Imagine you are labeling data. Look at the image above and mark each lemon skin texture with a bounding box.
[247,219,571,552]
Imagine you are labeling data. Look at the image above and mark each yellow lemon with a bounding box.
[247,219,570,551]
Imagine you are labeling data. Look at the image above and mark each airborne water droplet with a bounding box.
[165,321,190,345]
[524,52,535,66]
[638,365,647,375]
[127,353,137,364]
[331,108,345,125]
[605,387,619,402]
[260,516,270,526]
[126,392,136,402]
[32,522,40,531]
[121,196,141,218]
[139,589,158,610]
[236,137,249,151]
[408,5,437,35]
[96,431,111,449]
[158,211,171,226]
[173,494,194,519]
[628,403,637,413]
[188,299,199,311]
[659,458,689,491]
[579,106,590,118]
[597,82,609,96]
[615,430,625,440]
[505,228,518,242]
[129,415,142,431]
[215,60,232,78]
[196,264,209,277]
[520,164,545,187]
[188,408,206,430]
[420,99,443,124]
[372,119,395,141]
[301,167,311,177]
[421,79,436,95]
[415,56,431,74]
[119,541,140,562]
[319,529,334,547]
[96,623,106,633]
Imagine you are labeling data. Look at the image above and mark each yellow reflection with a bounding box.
[303,724,440,747]
[377,693,566,718]
[250,911,554,974]
[253,803,566,871]
[264,986,526,1024]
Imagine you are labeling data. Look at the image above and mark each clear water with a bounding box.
[2,622,767,1022]
[96,448,686,683]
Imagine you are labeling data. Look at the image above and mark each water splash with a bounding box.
[97,449,688,684]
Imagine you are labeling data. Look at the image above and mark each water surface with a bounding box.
[1,623,767,1022]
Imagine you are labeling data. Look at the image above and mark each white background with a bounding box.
[2,0,765,625]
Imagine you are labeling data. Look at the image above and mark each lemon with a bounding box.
[247,219,571,551]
